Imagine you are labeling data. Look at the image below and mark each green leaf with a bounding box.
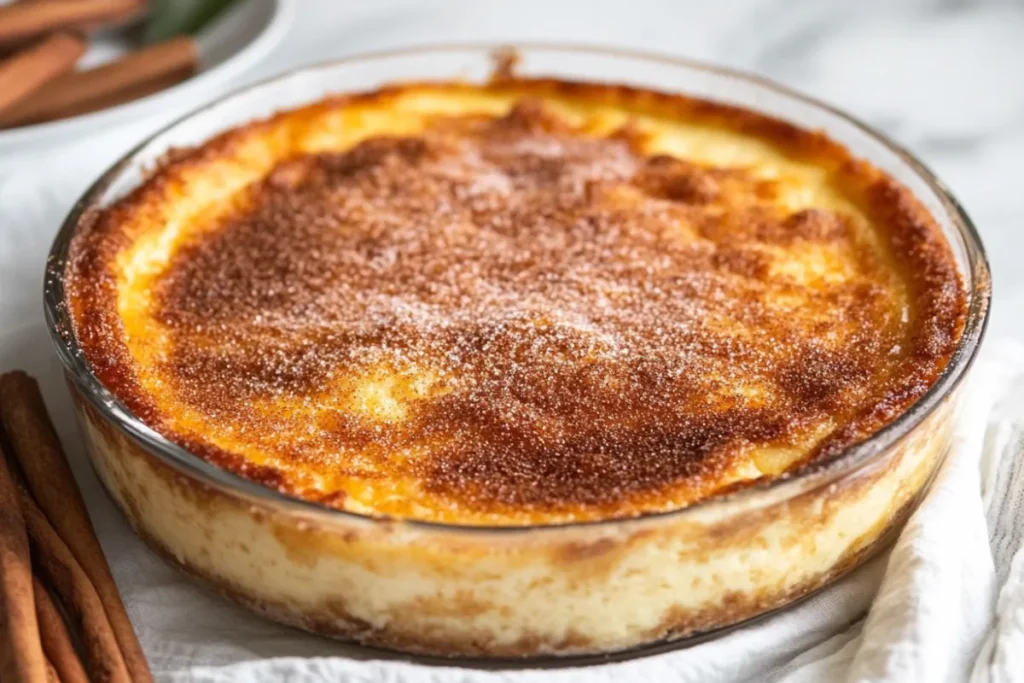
[143,0,240,44]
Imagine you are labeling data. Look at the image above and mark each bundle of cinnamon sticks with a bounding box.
[0,0,199,129]
[0,371,152,683]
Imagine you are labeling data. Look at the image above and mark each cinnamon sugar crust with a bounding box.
[66,79,966,525]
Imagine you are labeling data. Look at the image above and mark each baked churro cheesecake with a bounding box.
[61,64,969,656]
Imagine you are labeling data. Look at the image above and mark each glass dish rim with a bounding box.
[43,42,992,535]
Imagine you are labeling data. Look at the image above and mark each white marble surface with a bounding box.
[10,0,1023,337]
[248,0,1023,341]
[1,0,1023,677]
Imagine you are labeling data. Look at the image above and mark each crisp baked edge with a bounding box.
[64,77,969,518]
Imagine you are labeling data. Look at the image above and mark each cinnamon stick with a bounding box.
[0,0,145,49]
[17,486,130,683]
[0,37,198,128]
[0,444,47,683]
[0,372,152,683]
[34,576,88,683]
[0,33,86,115]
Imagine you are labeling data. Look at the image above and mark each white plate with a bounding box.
[0,0,294,157]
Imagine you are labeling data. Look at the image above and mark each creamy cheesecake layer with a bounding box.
[66,79,965,526]
[72,384,956,656]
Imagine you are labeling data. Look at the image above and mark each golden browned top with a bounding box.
[66,79,966,525]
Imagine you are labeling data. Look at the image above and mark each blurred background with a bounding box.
[2,0,1021,342]
[258,0,1024,340]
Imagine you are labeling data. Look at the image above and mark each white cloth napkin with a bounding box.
[1,139,1023,683]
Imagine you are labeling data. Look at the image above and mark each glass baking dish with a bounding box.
[43,44,990,660]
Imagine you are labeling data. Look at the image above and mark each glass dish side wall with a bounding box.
[70,378,958,657]
[46,46,989,659]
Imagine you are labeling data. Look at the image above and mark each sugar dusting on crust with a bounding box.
[67,88,967,524]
